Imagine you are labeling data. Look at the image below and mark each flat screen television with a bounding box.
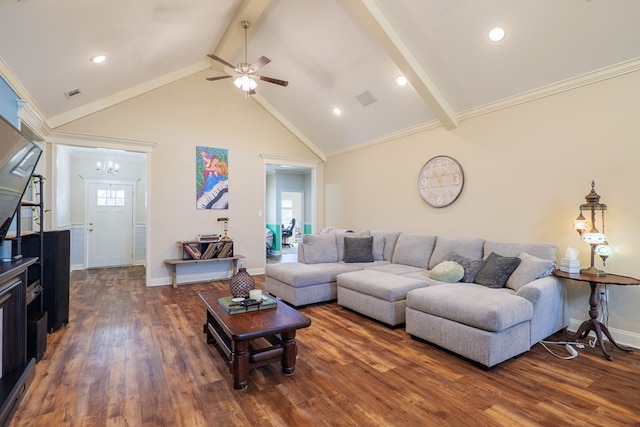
[0,114,42,251]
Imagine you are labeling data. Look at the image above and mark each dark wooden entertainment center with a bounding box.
[0,258,38,425]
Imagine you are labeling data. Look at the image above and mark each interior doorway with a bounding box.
[264,158,317,262]
[54,143,149,272]
[281,191,302,234]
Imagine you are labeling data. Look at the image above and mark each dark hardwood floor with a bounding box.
[10,266,640,426]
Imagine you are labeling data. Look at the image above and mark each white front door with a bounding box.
[87,183,134,268]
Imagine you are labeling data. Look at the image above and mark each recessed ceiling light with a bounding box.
[488,27,506,42]
[90,54,107,64]
[332,107,343,116]
[396,75,408,86]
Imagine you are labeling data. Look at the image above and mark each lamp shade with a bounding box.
[582,232,606,245]
[595,243,614,257]
[571,212,590,235]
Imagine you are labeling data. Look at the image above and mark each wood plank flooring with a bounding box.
[10,266,640,426]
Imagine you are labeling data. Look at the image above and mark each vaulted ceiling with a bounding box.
[1,0,639,158]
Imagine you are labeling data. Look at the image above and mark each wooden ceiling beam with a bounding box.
[348,0,458,130]
[211,0,274,68]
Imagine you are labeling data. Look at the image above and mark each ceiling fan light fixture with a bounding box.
[206,20,288,94]
[234,75,257,91]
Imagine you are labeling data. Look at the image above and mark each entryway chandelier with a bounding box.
[96,152,119,176]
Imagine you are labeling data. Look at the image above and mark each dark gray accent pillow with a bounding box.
[445,252,485,283]
[475,252,522,288]
[344,236,374,263]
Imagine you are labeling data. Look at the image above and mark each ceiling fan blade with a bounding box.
[207,54,236,70]
[258,75,289,87]
[250,56,271,72]
[206,75,233,81]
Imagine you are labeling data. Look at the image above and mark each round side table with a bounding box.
[553,269,639,360]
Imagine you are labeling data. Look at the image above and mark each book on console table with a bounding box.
[183,243,202,259]
[218,295,277,314]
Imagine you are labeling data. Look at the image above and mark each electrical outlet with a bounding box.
[598,288,608,302]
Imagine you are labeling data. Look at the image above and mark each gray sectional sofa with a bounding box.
[265,230,568,367]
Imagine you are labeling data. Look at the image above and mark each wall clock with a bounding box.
[418,155,464,208]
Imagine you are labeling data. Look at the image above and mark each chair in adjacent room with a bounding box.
[282,218,296,248]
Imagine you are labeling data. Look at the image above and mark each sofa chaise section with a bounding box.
[404,240,567,367]
[265,232,388,306]
[266,261,362,306]
[337,270,428,326]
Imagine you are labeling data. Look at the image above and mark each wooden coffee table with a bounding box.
[199,289,311,390]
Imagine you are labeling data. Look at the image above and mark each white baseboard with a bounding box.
[569,318,640,350]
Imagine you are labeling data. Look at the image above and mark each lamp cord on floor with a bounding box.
[539,340,584,360]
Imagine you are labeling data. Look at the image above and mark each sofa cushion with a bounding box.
[370,230,401,261]
[392,233,436,269]
[372,236,385,261]
[344,236,374,263]
[429,261,464,283]
[444,252,485,283]
[302,234,338,263]
[506,252,556,291]
[366,263,427,276]
[475,252,521,288]
[406,284,532,332]
[483,241,557,262]
[266,262,360,287]
[337,270,427,302]
[429,236,485,269]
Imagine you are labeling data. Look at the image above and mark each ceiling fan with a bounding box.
[206,20,288,96]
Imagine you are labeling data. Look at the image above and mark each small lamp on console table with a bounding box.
[571,181,613,276]
[218,217,231,241]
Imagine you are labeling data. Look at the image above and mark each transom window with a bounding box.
[97,189,125,206]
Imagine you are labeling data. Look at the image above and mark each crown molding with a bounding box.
[328,57,640,158]
[260,154,321,168]
[48,60,211,129]
[459,57,640,121]
[49,131,157,152]
[253,94,326,162]
[327,120,441,159]
[1,57,51,138]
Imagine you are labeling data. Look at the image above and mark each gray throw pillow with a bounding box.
[445,252,485,283]
[344,236,374,263]
[475,252,521,288]
[429,261,464,283]
[506,252,556,291]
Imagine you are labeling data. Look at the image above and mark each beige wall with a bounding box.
[58,70,321,285]
[325,70,640,343]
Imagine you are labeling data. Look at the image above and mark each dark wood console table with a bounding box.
[553,269,640,360]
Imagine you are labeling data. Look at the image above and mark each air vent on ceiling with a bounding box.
[356,90,377,107]
[64,88,82,99]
